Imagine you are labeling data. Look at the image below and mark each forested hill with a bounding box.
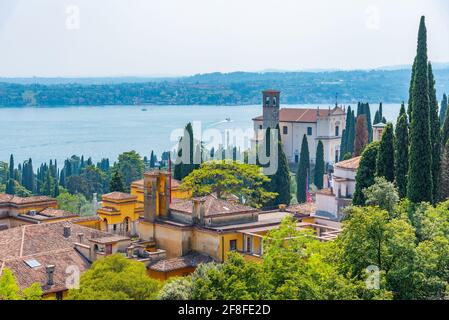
[0,68,448,107]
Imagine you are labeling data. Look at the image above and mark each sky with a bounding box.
[0,0,448,77]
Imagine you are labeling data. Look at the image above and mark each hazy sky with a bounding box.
[0,0,448,77]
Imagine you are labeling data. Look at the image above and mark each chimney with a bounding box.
[63,225,71,238]
[143,173,158,223]
[192,197,206,225]
[126,246,134,258]
[45,265,55,286]
[77,233,84,243]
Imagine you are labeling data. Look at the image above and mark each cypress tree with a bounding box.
[354,115,369,157]
[440,94,448,126]
[174,123,196,180]
[429,63,441,203]
[440,141,449,201]
[264,126,291,207]
[6,179,15,195]
[407,16,433,203]
[345,110,356,155]
[353,141,380,206]
[379,103,383,120]
[408,57,417,120]
[373,110,381,125]
[8,155,14,180]
[296,135,310,204]
[442,107,449,147]
[395,104,409,198]
[53,183,60,197]
[149,151,155,168]
[376,123,395,182]
[363,103,373,142]
[109,171,125,193]
[314,140,325,189]
[340,129,347,161]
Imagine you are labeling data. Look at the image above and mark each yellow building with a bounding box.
[97,192,143,236]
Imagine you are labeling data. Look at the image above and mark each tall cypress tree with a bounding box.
[429,63,441,203]
[8,155,14,180]
[379,103,383,120]
[345,110,356,155]
[395,104,409,198]
[314,140,325,189]
[353,141,380,206]
[296,135,310,204]
[362,103,373,142]
[407,16,433,203]
[440,141,449,201]
[442,106,449,147]
[354,115,368,157]
[264,126,291,207]
[440,94,448,126]
[408,57,417,121]
[340,129,347,161]
[6,179,15,195]
[373,110,381,125]
[376,123,395,182]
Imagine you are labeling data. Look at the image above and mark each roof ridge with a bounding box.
[19,226,27,258]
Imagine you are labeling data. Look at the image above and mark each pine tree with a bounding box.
[395,104,409,198]
[440,93,448,126]
[376,123,395,182]
[407,16,433,203]
[264,126,291,207]
[353,142,380,206]
[314,140,325,189]
[109,171,125,193]
[440,141,449,201]
[296,135,310,204]
[429,63,441,203]
[354,115,369,157]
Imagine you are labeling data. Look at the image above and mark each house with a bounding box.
[252,90,346,165]
[0,220,131,299]
[97,170,342,280]
[315,156,361,221]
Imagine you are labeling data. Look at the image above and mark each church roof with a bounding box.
[253,107,345,123]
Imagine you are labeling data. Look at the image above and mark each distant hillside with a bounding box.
[0,69,448,107]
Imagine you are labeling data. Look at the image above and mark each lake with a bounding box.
[0,103,402,165]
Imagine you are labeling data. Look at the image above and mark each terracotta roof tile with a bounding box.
[148,253,214,272]
[334,156,361,170]
[253,107,345,123]
[102,192,137,201]
[170,194,258,217]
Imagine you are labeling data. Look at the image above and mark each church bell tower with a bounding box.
[262,90,280,130]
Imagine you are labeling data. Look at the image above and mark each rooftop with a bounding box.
[102,192,137,201]
[253,107,345,123]
[334,156,361,170]
[131,178,181,189]
[169,194,258,217]
[148,253,214,272]
[0,194,56,206]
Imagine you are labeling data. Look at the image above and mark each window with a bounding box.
[230,240,237,251]
[283,126,288,135]
[307,127,313,136]
[335,125,340,137]
[295,155,299,163]
[259,125,263,130]
[265,96,270,106]
[273,96,277,106]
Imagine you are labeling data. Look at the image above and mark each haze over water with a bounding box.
[1,104,402,165]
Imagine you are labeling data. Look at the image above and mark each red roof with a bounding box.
[253,107,345,123]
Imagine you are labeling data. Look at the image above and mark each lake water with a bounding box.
[0,103,402,165]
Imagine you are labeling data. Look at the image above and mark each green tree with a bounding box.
[407,16,433,203]
[440,141,449,201]
[114,151,145,192]
[57,191,95,216]
[440,94,448,126]
[429,63,441,203]
[67,254,161,300]
[8,154,14,180]
[364,177,400,215]
[181,161,276,208]
[109,170,126,193]
[395,104,409,198]
[376,123,395,182]
[296,135,310,204]
[353,141,380,206]
[174,123,198,181]
[408,57,417,120]
[6,179,15,195]
[314,140,325,189]
[149,150,156,168]
[264,126,291,207]
[158,277,193,300]
[0,268,42,300]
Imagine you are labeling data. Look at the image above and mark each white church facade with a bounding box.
[252,90,347,165]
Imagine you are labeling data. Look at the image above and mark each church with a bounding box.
[252,90,346,165]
